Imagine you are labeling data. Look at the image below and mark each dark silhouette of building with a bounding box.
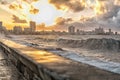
[13,26,22,34]
[108,29,113,35]
[24,28,31,34]
[95,27,105,34]
[68,26,75,34]
[0,21,2,27]
[30,21,36,32]
[115,32,118,35]
[76,29,80,34]
[0,21,7,34]
[109,29,111,33]
[106,28,114,35]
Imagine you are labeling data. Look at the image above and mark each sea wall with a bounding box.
[0,41,66,80]
[0,39,120,80]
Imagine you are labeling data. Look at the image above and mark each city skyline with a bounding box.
[1,21,119,35]
[1,0,120,31]
[68,26,118,35]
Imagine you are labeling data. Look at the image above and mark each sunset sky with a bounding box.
[0,0,120,31]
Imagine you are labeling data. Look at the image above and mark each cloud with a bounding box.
[0,0,8,5]
[66,18,73,22]
[49,0,86,12]
[9,3,22,10]
[72,0,120,31]
[53,0,120,31]
[12,15,27,23]
[29,7,39,14]
[22,0,38,4]
[55,17,73,25]
[55,17,66,25]
[9,1,39,14]
[94,0,120,27]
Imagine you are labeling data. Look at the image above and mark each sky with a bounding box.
[0,0,120,31]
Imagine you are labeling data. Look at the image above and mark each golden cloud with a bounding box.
[49,0,86,12]
[9,3,22,10]
[29,8,39,14]
[12,15,27,23]
[55,17,73,25]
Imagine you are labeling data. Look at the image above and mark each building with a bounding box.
[0,21,7,34]
[106,28,114,35]
[30,21,36,32]
[24,28,31,34]
[68,26,75,34]
[0,21,2,27]
[108,29,113,35]
[115,32,118,35]
[13,26,22,34]
[109,29,111,33]
[76,29,80,34]
[94,27,105,34]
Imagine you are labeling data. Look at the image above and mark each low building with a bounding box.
[68,26,75,34]
[106,29,114,35]
[115,32,118,35]
[13,26,22,34]
[94,27,105,35]
[24,28,31,34]
[76,29,80,34]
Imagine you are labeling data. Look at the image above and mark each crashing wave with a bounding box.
[58,38,120,51]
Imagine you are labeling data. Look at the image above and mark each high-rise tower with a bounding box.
[30,21,36,32]
[0,21,2,27]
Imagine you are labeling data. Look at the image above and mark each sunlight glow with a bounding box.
[21,0,65,26]
[94,0,107,15]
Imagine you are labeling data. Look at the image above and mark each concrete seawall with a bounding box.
[0,39,120,80]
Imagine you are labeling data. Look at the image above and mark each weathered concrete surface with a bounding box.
[0,49,24,80]
[0,39,120,80]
